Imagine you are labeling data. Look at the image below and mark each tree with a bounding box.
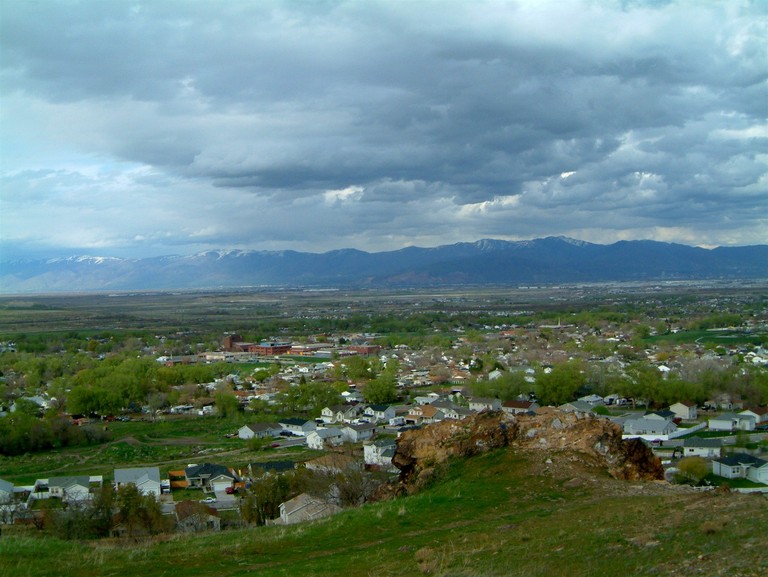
[113,484,165,538]
[214,389,240,419]
[675,457,709,485]
[536,360,586,406]
[364,369,398,404]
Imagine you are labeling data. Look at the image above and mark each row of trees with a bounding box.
[39,485,167,540]
[0,411,111,456]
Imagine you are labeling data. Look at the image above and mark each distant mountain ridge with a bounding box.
[2,237,767,293]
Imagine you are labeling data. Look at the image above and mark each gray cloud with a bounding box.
[1,0,766,259]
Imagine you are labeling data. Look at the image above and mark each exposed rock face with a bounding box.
[392,409,664,492]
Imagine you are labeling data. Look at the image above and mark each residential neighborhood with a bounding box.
[2,290,767,540]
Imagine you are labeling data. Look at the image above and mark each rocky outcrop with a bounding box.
[391,408,663,492]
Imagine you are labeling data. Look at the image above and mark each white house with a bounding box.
[669,401,698,420]
[306,428,344,450]
[682,436,722,458]
[238,422,282,440]
[622,417,677,437]
[363,404,396,423]
[738,407,768,426]
[469,397,501,412]
[45,476,97,502]
[114,467,162,498]
[578,394,604,406]
[278,418,317,436]
[712,453,768,484]
[708,413,756,432]
[320,405,361,424]
[341,423,376,443]
[363,439,397,470]
[501,400,540,415]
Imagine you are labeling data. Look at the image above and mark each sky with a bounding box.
[1,0,766,260]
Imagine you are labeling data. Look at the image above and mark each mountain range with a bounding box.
[1,237,767,293]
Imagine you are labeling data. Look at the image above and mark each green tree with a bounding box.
[214,389,240,419]
[536,360,586,406]
[675,457,709,485]
[113,484,165,538]
[364,371,398,404]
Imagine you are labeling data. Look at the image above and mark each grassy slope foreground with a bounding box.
[2,448,767,577]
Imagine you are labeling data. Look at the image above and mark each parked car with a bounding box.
[225,486,236,494]
[200,497,217,504]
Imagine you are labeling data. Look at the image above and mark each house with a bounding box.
[175,500,221,532]
[469,397,502,412]
[363,404,396,423]
[114,467,162,498]
[577,394,604,406]
[184,463,238,493]
[414,393,441,405]
[279,418,317,437]
[49,476,93,501]
[682,436,722,458]
[306,428,345,450]
[708,413,756,432]
[441,406,474,421]
[712,453,768,484]
[558,401,595,413]
[670,401,698,420]
[320,405,361,424]
[238,422,282,440]
[501,400,540,415]
[622,417,677,437]
[406,404,445,424]
[738,407,768,426]
[341,423,377,443]
[363,439,397,471]
[706,394,744,411]
[645,409,676,421]
[275,493,341,525]
[340,390,364,403]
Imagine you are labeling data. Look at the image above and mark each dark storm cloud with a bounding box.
[1,0,765,257]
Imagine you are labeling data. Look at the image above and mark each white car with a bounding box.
[200,497,217,504]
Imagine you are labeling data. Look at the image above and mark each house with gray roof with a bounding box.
[682,436,722,458]
[708,413,756,432]
[622,417,677,437]
[184,463,238,493]
[238,422,282,440]
[712,453,768,484]
[114,467,162,498]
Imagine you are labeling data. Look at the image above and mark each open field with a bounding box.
[2,282,766,337]
[0,415,315,485]
[1,447,766,577]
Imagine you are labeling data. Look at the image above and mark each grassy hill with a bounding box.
[2,447,766,577]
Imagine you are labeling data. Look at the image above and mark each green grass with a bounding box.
[2,448,766,577]
[0,415,311,485]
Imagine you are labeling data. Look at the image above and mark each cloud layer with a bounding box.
[1,0,766,258]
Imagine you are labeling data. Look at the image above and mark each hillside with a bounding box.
[2,435,766,576]
[2,237,767,293]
